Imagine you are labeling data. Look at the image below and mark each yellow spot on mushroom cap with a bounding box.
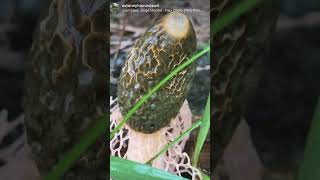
[162,11,191,39]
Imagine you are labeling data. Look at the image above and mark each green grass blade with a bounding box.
[44,115,108,180]
[192,94,210,167]
[298,97,320,180]
[110,46,210,140]
[200,170,210,180]
[111,156,187,180]
[146,119,202,164]
[211,0,263,36]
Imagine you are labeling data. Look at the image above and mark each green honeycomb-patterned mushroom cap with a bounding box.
[117,12,197,133]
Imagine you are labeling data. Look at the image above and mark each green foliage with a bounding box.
[192,94,210,167]
[44,115,108,180]
[146,119,202,164]
[111,156,188,180]
[211,0,262,36]
[298,97,320,180]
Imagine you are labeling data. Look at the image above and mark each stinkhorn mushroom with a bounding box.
[116,11,197,166]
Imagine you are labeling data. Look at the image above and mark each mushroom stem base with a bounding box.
[126,125,170,168]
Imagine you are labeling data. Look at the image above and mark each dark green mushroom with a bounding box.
[117,11,197,134]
